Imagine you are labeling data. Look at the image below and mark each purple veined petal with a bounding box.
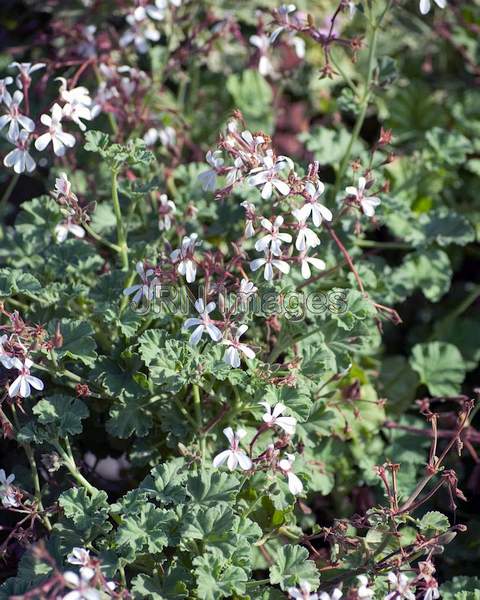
[241,130,253,145]
[205,302,216,314]
[25,358,33,370]
[287,471,303,494]
[250,258,266,272]
[19,376,30,398]
[13,151,26,174]
[272,178,290,196]
[360,197,380,217]
[27,375,44,391]
[189,324,205,346]
[272,259,290,274]
[317,203,333,222]
[194,298,205,313]
[263,262,273,281]
[261,180,273,200]
[35,132,51,151]
[224,346,239,367]
[132,286,144,304]
[227,451,239,471]
[8,374,22,397]
[3,148,21,169]
[275,416,297,435]
[10,357,23,370]
[206,323,222,342]
[123,283,141,297]
[17,115,35,132]
[183,317,203,329]
[236,452,252,471]
[301,260,311,279]
[223,426,235,445]
[345,185,357,197]
[212,449,231,468]
[248,171,269,187]
[304,180,316,197]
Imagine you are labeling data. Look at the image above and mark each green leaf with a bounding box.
[53,320,98,366]
[440,577,480,600]
[32,395,89,437]
[410,342,466,396]
[116,503,176,557]
[194,554,248,600]
[141,458,188,505]
[59,488,110,536]
[187,470,240,506]
[269,545,320,591]
[418,511,450,536]
[226,69,273,132]
[379,356,419,415]
[0,269,41,297]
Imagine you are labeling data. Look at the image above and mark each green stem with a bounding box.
[111,170,129,270]
[54,439,98,497]
[0,172,20,206]
[193,384,206,460]
[354,239,412,250]
[83,221,120,253]
[24,444,52,531]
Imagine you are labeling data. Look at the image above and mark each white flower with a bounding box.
[299,181,332,226]
[288,581,318,599]
[250,34,274,76]
[8,357,44,398]
[345,177,381,217]
[198,150,224,191]
[213,427,252,471]
[0,90,35,141]
[255,215,292,256]
[240,201,256,238]
[247,153,292,199]
[9,62,45,88]
[158,125,177,147]
[292,209,320,251]
[222,324,255,368]
[278,453,303,495]
[300,254,326,279]
[63,569,100,600]
[250,253,290,281]
[35,103,76,156]
[385,573,416,600]
[123,262,154,304]
[53,173,76,201]
[357,575,373,599]
[170,233,198,283]
[319,589,342,600]
[260,401,296,435]
[67,548,94,580]
[55,219,85,243]
[56,78,93,132]
[271,4,297,42]
[0,77,13,104]
[238,278,257,306]
[3,129,36,174]
[158,193,176,230]
[119,13,161,53]
[0,335,13,369]
[419,0,446,14]
[423,586,440,600]
[0,469,19,508]
[183,298,222,346]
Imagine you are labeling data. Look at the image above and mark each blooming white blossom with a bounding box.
[271,4,297,43]
[9,62,45,88]
[238,278,257,307]
[213,427,252,471]
[0,77,13,104]
[385,573,415,600]
[67,548,94,580]
[55,218,86,243]
[260,401,296,435]
[319,589,342,600]
[240,201,256,238]
[222,324,255,367]
[123,262,154,304]
[0,469,19,508]
[158,193,176,231]
[345,177,381,217]
[170,233,198,283]
[278,453,303,495]
[0,90,35,141]
[0,335,13,368]
[3,129,36,174]
[119,13,161,53]
[250,34,274,76]
[357,575,374,599]
[423,586,440,600]
[56,78,93,131]
[8,357,44,398]
[300,254,326,279]
[183,298,222,346]
[255,216,292,256]
[419,0,446,14]
[250,253,290,281]
[62,569,100,600]
[198,150,224,191]
[35,103,76,156]
[247,153,292,200]
[53,173,76,201]
[288,581,318,600]
[292,209,320,251]
[299,181,333,226]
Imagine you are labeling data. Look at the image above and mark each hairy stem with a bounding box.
[111,170,129,271]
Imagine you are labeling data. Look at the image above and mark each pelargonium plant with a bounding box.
[0,0,479,598]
